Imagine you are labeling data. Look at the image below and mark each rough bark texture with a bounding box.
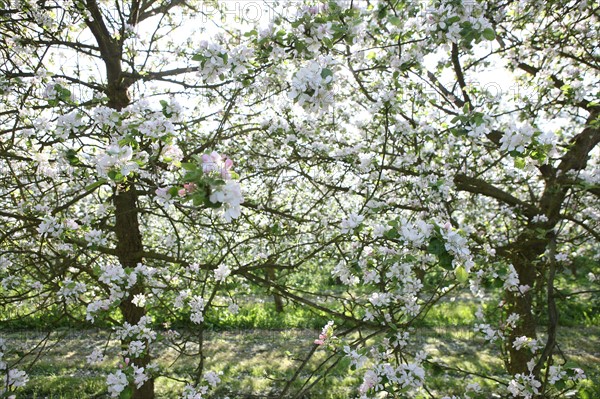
[502,108,599,375]
[115,188,154,398]
[504,236,544,374]
[81,1,154,396]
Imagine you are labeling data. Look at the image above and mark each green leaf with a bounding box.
[204,197,221,208]
[183,170,203,182]
[192,193,206,207]
[118,135,136,147]
[455,265,469,283]
[447,16,460,25]
[383,228,399,239]
[320,68,333,79]
[439,252,453,270]
[85,178,107,191]
[168,186,180,197]
[58,86,72,102]
[428,237,454,270]
[554,379,567,390]
[514,157,526,169]
[388,16,402,27]
[63,150,81,166]
[482,28,496,41]
[181,162,197,171]
[427,237,445,256]
[578,390,590,399]
[270,223,281,234]
[119,386,133,399]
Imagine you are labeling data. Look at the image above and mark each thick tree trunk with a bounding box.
[505,253,538,374]
[114,188,155,398]
[84,0,155,390]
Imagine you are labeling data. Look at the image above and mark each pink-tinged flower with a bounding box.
[221,158,233,179]
[202,151,221,174]
[178,188,187,197]
[314,321,335,346]
[155,187,169,197]
[119,357,131,369]
[184,182,197,193]
[202,150,235,179]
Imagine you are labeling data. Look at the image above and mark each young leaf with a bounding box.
[482,28,496,41]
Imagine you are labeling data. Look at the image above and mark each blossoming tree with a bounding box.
[0,0,598,398]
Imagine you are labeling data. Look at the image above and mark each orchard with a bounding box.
[0,0,598,398]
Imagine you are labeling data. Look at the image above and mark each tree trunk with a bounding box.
[505,256,538,374]
[84,0,155,390]
[114,187,155,398]
[267,267,284,312]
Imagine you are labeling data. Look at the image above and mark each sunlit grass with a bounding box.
[4,325,598,399]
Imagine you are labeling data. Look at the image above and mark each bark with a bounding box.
[80,0,155,395]
[502,108,599,374]
[114,188,154,399]
[504,235,544,374]
[267,266,284,312]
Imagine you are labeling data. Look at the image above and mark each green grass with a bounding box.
[419,299,477,327]
[2,256,598,397]
[203,301,334,330]
[3,324,598,399]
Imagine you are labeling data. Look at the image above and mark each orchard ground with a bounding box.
[3,298,599,399]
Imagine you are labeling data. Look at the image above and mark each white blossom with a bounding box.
[106,370,128,397]
[213,264,231,282]
[86,349,105,364]
[340,213,364,234]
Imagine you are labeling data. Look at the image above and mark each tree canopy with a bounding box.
[0,0,598,398]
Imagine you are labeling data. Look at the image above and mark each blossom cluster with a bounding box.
[424,0,494,46]
[358,357,426,397]
[87,263,158,322]
[500,122,537,154]
[175,151,244,222]
[106,359,151,398]
[0,338,29,397]
[195,40,254,83]
[288,56,336,113]
[314,320,336,346]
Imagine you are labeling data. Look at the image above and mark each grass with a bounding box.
[2,324,599,399]
[2,259,598,397]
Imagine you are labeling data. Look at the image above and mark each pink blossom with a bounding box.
[201,151,235,179]
[221,158,233,179]
[184,182,197,193]
[118,357,130,369]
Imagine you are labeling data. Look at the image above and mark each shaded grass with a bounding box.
[3,325,598,399]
